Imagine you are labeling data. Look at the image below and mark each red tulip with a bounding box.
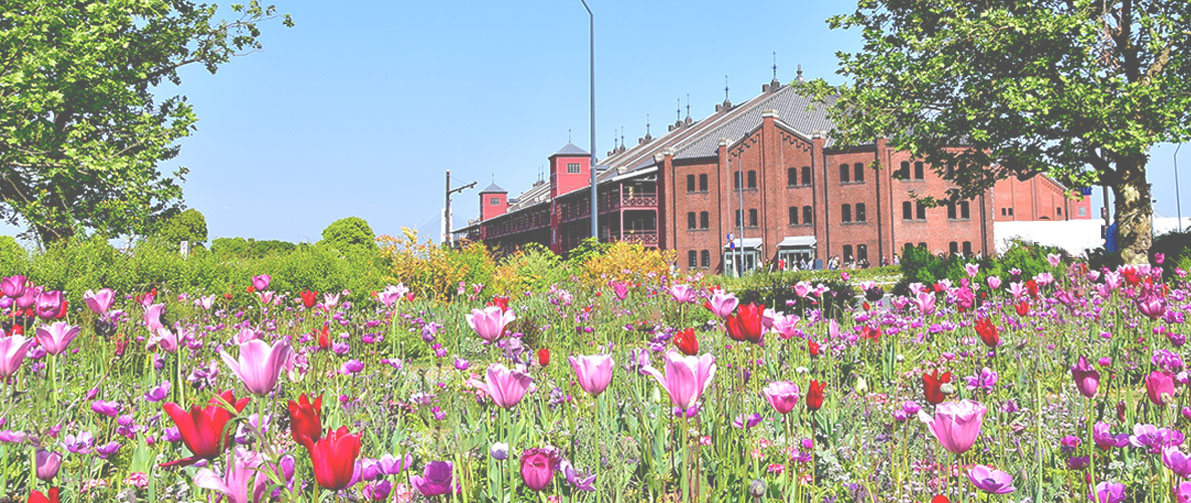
[300,290,318,309]
[975,317,999,348]
[861,325,881,342]
[725,303,765,344]
[28,488,59,503]
[1015,301,1029,317]
[317,325,331,350]
[806,380,825,411]
[1025,279,1039,298]
[808,339,820,357]
[932,495,950,503]
[287,394,323,449]
[922,370,951,405]
[161,390,249,467]
[488,295,511,313]
[53,300,68,320]
[308,426,362,491]
[537,347,550,367]
[673,328,698,356]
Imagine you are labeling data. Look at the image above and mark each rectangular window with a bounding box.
[748,209,758,227]
[856,203,866,222]
[789,206,798,225]
[843,245,854,262]
[962,241,973,255]
[1057,207,1063,216]
[841,204,852,223]
[803,206,813,226]
[914,161,925,180]
[734,172,742,190]
[916,202,927,220]
[686,175,696,193]
[949,242,959,255]
[735,209,743,227]
[747,170,757,189]
[1078,206,1087,216]
[801,166,812,186]
[787,167,797,187]
[567,163,581,174]
[687,212,696,230]
[853,163,865,183]
[688,250,698,268]
[701,250,711,268]
[902,201,912,220]
[839,164,850,183]
[700,211,709,229]
[699,174,708,192]
[490,197,500,205]
[897,161,910,179]
[947,202,957,220]
[960,201,970,219]
[1008,207,1014,216]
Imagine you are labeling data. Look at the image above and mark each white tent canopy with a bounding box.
[723,238,763,250]
[777,236,817,248]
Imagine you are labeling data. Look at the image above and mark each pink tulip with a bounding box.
[147,327,179,353]
[793,281,811,298]
[1009,282,1027,299]
[144,303,166,332]
[34,322,80,355]
[568,354,614,396]
[465,306,515,343]
[1146,371,1176,406]
[668,284,696,304]
[919,399,987,454]
[0,275,26,299]
[913,291,936,316]
[219,339,293,396]
[762,381,801,414]
[1164,447,1191,478]
[83,289,115,315]
[986,276,1001,290]
[15,286,39,309]
[1070,355,1100,398]
[643,350,716,414]
[194,448,271,503]
[0,334,34,378]
[967,464,1015,494]
[377,284,408,308]
[470,364,534,409]
[612,282,629,301]
[964,263,979,278]
[1137,295,1167,320]
[251,274,271,291]
[34,290,64,319]
[705,290,738,319]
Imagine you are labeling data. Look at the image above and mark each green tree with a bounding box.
[320,217,377,252]
[804,0,1191,264]
[153,208,208,250]
[0,1,292,244]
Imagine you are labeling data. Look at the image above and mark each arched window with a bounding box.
[856,203,866,222]
[688,250,698,268]
[916,202,927,220]
[686,175,695,193]
[801,166,812,186]
[960,201,970,219]
[902,201,912,220]
[699,174,708,192]
[701,250,711,268]
[787,167,797,187]
[687,212,696,229]
[803,206,812,225]
[789,207,798,225]
[914,161,925,180]
[841,204,852,223]
[898,161,910,179]
[748,209,758,227]
[839,164,850,183]
[747,170,757,189]
[700,211,709,229]
[949,242,959,255]
[947,202,957,220]
[853,163,865,182]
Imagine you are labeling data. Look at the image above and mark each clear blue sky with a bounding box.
[4,1,1189,243]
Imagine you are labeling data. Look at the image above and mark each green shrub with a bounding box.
[0,236,29,276]
[320,217,377,253]
[151,208,208,250]
[1151,230,1191,278]
[211,237,296,259]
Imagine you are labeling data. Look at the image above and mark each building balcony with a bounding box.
[603,229,658,247]
[599,192,659,213]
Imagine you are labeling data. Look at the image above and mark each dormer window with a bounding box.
[567,163,580,174]
[490,198,500,205]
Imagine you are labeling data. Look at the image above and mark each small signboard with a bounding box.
[180,240,189,258]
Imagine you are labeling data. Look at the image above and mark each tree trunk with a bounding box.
[1112,158,1153,265]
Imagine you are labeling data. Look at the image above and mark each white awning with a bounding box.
[777,236,817,248]
[723,238,763,250]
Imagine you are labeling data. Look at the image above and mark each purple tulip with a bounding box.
[919,399,986,454]
[762,381,801,414]
[569,354,614,396]
[95,441,120,458]
[35,322,80,355]
[561,459,596,492]
[34,290,64,319]
[465,306,515,342]
[1070,355,1100,398]
[0,430,26,443]
[1165,447,1191,477]
[967,464,1015,494]
[0,334,34,378]
[143,381,171,402]
[490,443,509,461]
[340,359,365,374]
[35,449,61,481]
[1177,482,1191,503]
[91,400,120,417]
[378,453,413,474]
[1,275,26,298]
[732,412,763,429]
[453,357,470,371]
[642,350,716,416]
[520,448,559,491]
[1091,481,1126,503]
[63,431,93,453]
[219,338,293,396]
[1146,370,1177,406]
[15,286,39,309]
[411,461,457,497]
[193,449,269,502]
[1137,294,1167,319]
[83,288,115,315]
[470,363,533,409]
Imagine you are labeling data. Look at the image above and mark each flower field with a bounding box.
[2,255,1189,503]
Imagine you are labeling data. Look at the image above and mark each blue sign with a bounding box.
[1080,187,1093,196]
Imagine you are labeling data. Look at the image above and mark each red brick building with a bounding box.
[455,76,1089,273]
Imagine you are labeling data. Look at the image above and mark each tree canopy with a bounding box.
[320,217,377,253]
[803,0,1191,263]
[0,1,291,245]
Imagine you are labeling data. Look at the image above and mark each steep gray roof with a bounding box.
[672,85,836,160]
[552,142,589,156]
[480,183,506,193]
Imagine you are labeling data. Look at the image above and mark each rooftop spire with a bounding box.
[676,98,682,126]
[797,64,804,82]
[645,114,652,141]
[771,51,781,91]
[685,94,692,125]
[568,128,572,143]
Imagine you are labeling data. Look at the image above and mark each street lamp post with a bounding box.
[580,0,597,239]
[1176,143,1184,232]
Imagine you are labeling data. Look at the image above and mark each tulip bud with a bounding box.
[490,442,509,461]
[939,382,956,395]
[748,479,766,498]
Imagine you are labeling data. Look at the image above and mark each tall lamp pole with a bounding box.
[1177,143,1184,232]
[580,0,597,239]
[443,169,476,247]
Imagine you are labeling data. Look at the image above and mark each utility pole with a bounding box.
[1176,144,1184,232]
[580,0,597,239]
[443,169,476,247]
